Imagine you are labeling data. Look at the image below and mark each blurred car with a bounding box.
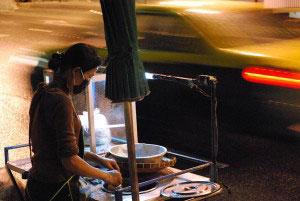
[106,0,300,151]
[6,0,299,155]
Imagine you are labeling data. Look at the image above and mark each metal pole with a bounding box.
[4,144,29,164]
[124,102,140,201]
[210,81,218,182]
[4,144,30,201]
[167,151,210,164]
[4,147,9,164]
[5,166,25,201]
[115,190,123,201]
[86,82,96,153]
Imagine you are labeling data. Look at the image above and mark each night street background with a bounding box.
[0,2,299,201]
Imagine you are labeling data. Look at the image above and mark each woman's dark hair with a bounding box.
[48,43,102,73]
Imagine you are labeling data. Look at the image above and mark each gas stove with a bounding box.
[80,167,221,201]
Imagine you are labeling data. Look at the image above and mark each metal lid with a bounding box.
[161,181,221,199]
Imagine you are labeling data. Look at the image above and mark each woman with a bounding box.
[26,43,122,201]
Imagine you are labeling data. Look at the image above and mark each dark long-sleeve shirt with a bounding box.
[29,76,82,183]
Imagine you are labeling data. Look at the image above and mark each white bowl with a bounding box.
[109,143,167,163]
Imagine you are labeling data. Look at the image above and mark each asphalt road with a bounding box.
[0,1,106,168]
[0,2,299,201]
[137,109,300,201]
[0,2,106,61]
[211,131,300,201]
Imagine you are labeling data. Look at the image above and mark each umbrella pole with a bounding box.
[124,101,140,201]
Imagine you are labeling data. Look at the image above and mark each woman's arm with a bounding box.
[84,152,120,171]
[61,155,122,186]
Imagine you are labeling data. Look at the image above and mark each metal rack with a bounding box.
[4,144,29,201]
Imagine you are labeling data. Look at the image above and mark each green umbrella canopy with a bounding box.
[100,0,150,103]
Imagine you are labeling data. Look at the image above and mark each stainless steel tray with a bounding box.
[161,181,221,199]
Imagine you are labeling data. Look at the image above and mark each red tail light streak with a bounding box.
[242,66,300,89]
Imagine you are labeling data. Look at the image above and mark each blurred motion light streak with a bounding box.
[242,67,300,89]
[42,20,68,25]
[187,9,220,14]
[223,49,269,57]
[89,10,102,15]
[9,56,39,66]
[159,1,214,7]
[9,56,48,67]
[19,47,46,55]
[238,52,266,57]
[28,28,52,33]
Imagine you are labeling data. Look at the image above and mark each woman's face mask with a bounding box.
[73,79,89,94]
[73,69,89,94]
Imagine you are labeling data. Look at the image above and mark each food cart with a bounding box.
[4,70,222,201]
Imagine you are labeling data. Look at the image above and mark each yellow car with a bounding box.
[125,0,300,146]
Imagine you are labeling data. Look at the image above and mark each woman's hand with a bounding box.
[84,152,121,172]
[100,157,120,172]
[105,170,123,186]
[61,155,122,185]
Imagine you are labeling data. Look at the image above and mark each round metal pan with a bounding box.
[161,181,221,199]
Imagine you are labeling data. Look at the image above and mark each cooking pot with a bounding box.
[109,143,167,163]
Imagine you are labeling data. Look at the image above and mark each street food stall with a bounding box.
[77,72,222,201]
[4,70,222,201]
[4,0,222,200]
